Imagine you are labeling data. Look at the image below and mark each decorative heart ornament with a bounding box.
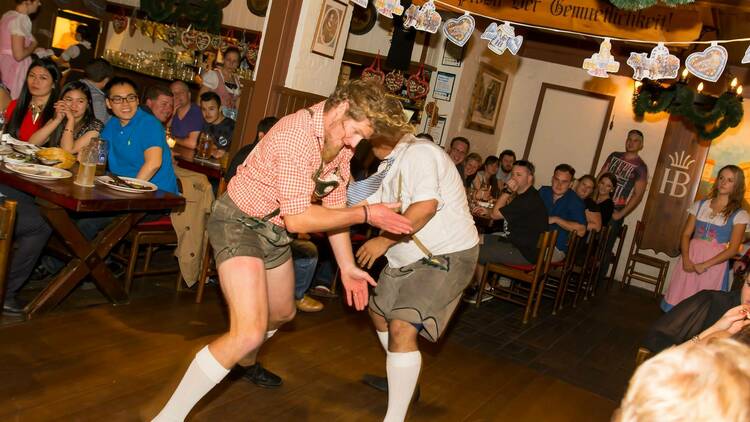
[374,0,404,18]
[443,12,475,47]
[685,43,728,82]
[113,15,127,34]
[582,38,620,78]
[403,1,442,34]
[481,22,523,56]
[627,43,680,81]
[350,0,368,7]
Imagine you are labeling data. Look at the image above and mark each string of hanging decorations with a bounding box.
[354,0,746,139]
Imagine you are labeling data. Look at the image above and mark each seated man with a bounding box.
[198,92,234,160]
[354,101,479,422]
[80,58,113,124]
[538,163,587,261]
[0,186,52,315]
[102,77,178,194]
[141,85,174,126]
[469,160,548,303]
[225,116,279,181]
[170,81,204,149]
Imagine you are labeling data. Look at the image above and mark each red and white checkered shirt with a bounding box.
[227,102,353,228]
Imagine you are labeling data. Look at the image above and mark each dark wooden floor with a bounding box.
[0,268,662,421]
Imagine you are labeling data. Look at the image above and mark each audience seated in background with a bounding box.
[447,136,470,169]
[539,163,587,261]
[225,115,279,181]
[574,174,602,232]
[472,156,501,199]
[141,84,173,126]
[497,149,516,190]
[467,160,548,303]
[170,80,203,149]
[32,81,102,154]
[80,58,112,125]
[461,152,482,188]
[198,91,234,160]
[613,337,750,422]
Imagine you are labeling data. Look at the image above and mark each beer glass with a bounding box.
[74,142,99,187]
[196,132,213,159]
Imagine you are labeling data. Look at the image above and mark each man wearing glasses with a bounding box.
[101,77,178,194]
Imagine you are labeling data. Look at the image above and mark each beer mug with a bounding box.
[196,132,213,159]
[74,142,99,187]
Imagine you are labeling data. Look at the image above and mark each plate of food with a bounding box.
[0,144,12,155]
[6,163,72,180]
[11,143,40,155]
[96,175,157,193]
[4,152,36,165]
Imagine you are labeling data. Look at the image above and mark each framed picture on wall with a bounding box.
[465,63,507,134]
[311,0,348,58]
[442,41,463,67]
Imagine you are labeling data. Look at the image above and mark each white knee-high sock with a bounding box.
[384,351,421,422]
[376,330,389,353]
[152,346,230,422]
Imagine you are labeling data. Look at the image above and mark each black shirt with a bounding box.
[225,142,255,182]
[500,186,549,262]
[202,118,235,150]
[586,197,614,226]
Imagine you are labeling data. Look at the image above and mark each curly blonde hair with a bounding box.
[614,338,750,422]
[325,81,414,138]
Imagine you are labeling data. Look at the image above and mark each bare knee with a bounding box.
[388,319,419,352]
[271,303,296,325]
[228,328,266,360]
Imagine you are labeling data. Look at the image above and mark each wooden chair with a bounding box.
[606,223,629,290]
[622,220,670,298]
[583,225,614,300]
[477,230,558,324]
[635,346,652,367]
[542,231,581,315]
[123,215,180,293]
[556,229,602,312]
[0,199,18,307]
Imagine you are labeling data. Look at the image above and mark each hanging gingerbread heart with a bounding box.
[361,54,385,84]
[406,64,429,100]
[181,27,197,50]
[685,42,728,83]
[195,32,212,51]
[443,12,474,47]
[351,0,368,7]
[384,69,405,94]
[211,35,222,50]
[113,15,127,34]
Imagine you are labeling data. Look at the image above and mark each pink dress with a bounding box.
[0,11,34,99]
[661,200,749,311]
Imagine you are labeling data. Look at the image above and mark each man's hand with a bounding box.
[612,210,625,221]
[340,266,377,311]
[505,178,519,192]
[366,203,412,234]
[356,237,391,269]
[694,262,708,274]
[548,216,559,225]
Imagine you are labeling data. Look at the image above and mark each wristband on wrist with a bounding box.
[363,205,369,224]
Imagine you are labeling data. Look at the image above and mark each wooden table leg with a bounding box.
[26,202,144,318]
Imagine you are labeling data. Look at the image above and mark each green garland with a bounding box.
[633,82,744,140]
[609,0,694,10]
[141,0,222,33]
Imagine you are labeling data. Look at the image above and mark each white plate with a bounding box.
[6,163,72,180]
[10,143,40,155]
[95,175,157,193]
[0,145,12,155]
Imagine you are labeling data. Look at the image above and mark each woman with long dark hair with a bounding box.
[662,165,749,312]
[3,57,60,143]
[31,80,102,153]
[471,155,500,200]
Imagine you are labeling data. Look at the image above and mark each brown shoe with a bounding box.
[296,295,324,312]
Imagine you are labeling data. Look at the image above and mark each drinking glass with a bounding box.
[74,143,99,187]
[196,132,213,159]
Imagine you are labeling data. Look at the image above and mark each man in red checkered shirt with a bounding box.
[154,81,413,421]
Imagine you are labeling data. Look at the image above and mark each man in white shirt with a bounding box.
[355,103,479,422]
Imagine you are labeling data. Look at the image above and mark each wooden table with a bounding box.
[0,163,185,318]
[172,145,227,195]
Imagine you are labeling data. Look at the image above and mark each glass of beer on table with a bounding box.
[74,142,99,187]
[196,132,213,159]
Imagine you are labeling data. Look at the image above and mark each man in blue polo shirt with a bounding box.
[538,163,586,262]
[100,77,178,194]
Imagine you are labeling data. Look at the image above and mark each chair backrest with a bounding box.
[628,220,646,257]
[581,229,602,269]
[0,199,18,306]
[529,230,557,282]
[561,230,581,273]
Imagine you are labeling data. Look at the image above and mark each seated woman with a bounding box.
[461,152,482,188]
[573,174,602,232]
[662,165,748,312]
[4,57,60,143]
[28,80,102,153]
[471,155,500,200]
